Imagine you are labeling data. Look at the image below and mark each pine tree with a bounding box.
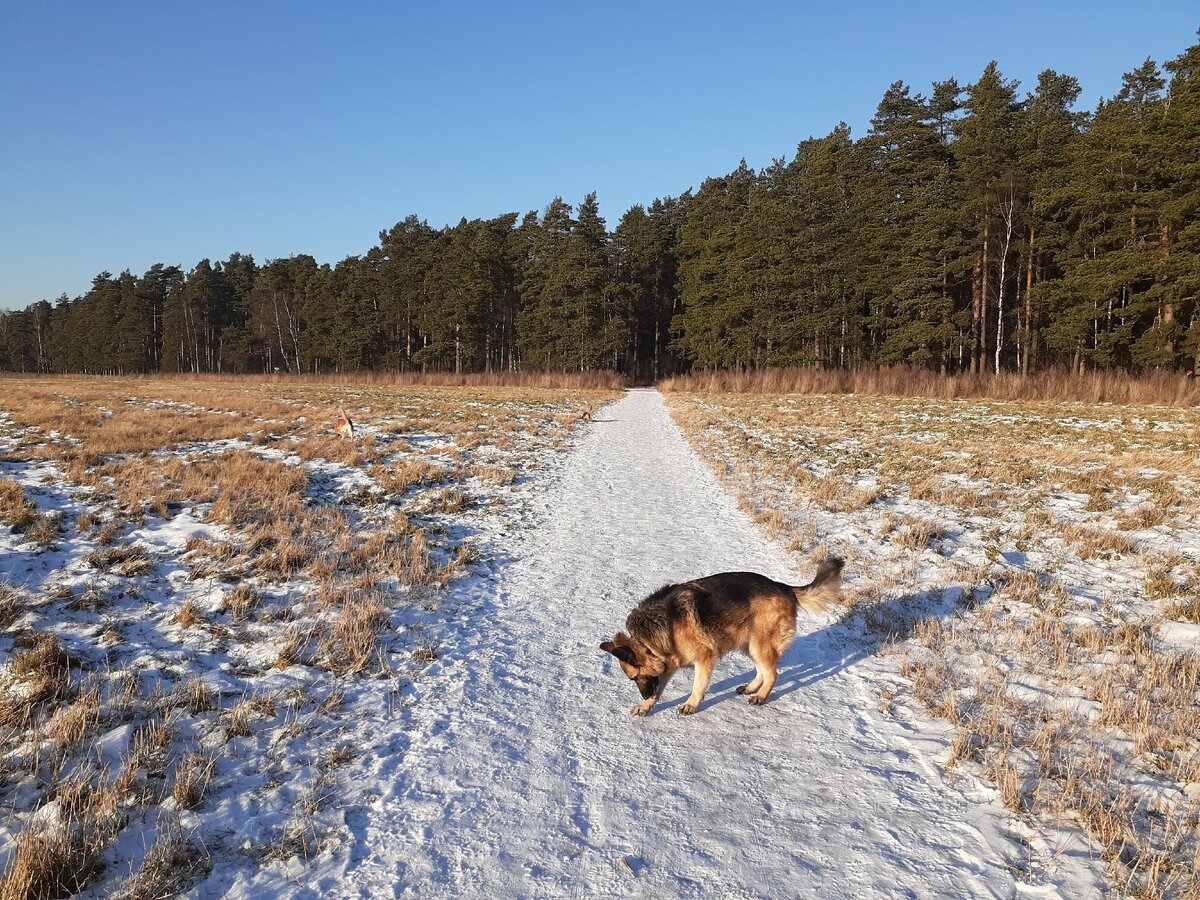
[518,197,576,370]
[1156,39,1200,368]
[863,84,960,369]
[673,161,755,368]
[1043,59,1166,371]
[955,62,1022,372]
[1017,70,1084,372]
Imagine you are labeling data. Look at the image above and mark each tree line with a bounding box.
[2,38,1197,380]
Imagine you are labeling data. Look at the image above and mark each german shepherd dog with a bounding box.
[600,558,843,716]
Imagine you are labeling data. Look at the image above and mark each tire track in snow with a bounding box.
[322,389,1105,899]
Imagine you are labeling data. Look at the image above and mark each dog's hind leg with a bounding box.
[746,638,781,706]
[678,656,715,715]
[736,668,764,696]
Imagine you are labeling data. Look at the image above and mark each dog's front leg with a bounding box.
[678,658,714,715]
[631,667,675,717]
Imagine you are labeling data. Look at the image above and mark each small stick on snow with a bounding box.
[619,856,637,877]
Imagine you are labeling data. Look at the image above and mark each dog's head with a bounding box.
[600,632,664,700]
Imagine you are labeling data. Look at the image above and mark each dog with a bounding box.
[600,558,842,716]
[580,410,591,423]
[334,408,355,439]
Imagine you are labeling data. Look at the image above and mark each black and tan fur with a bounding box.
[601,558,843,716]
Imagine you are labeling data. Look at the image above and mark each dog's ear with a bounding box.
[600,640,637,666]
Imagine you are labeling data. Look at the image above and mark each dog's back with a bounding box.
[633,560,840,629]
[629,564,837,658]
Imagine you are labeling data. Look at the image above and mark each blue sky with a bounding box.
[0,2,1195,310]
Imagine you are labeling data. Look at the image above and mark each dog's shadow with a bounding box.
[655,585,977,714]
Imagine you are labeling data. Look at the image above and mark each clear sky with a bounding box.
[0,1,1195,310]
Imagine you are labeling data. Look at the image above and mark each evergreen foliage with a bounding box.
[4,39,1198,378]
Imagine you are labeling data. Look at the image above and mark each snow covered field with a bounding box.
[667,389,1200,897]
[0,377,612,898]
[1,379,1195,897]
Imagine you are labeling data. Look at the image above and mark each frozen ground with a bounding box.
[662,390,1200,897]
[285,389,1107,899]
[1,383,1121,898]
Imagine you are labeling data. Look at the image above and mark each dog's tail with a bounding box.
[792,557,843,613]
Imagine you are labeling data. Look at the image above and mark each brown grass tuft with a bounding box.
[172,752,217,810]
[47,682,103,747]
[0,478,36,530]
[1164,596,1200,624]
[112,828,211,900]
[315,590,389,675]
[173,598,203,629]
[1,634,74,729]
[223,584,261,623]
[0,821,101,900]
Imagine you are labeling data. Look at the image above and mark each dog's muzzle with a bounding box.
[635,675,659,700]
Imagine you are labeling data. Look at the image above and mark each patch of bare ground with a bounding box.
[0,374,618,894]
[666,389,1200,896]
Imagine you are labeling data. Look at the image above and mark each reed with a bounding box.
[660,366,1200,407]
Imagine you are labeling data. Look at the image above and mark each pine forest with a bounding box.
[3,42,1197,380]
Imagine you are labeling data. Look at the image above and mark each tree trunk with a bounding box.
[1022,225,1035,376]
[978,221,990,374]
[1160,224,1175,358]
[995,189,1015,375]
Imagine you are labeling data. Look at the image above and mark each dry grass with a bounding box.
[0,373,618,894]
[172,752,217,810]
[0,820,103,900]
[0,770,123,900]
[666,388,1200,896]
[903,611,1200,894]
[112,829,211,900]
[315,589,390,675]
[173,598,203,629]
[370,458,445,495]
[0,478,36,529]
[0,585,21,629]
[190,677,219,715]
[223,584,261,623]
[47,681,102,747]
[120,369,627,389]
[0,633,74,730]
[84,543,152,576]
[660,366,1200,408]
[1164,596,1200,624]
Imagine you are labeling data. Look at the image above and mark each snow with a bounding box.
[257,389,1106,898]
[0,386,1123,897]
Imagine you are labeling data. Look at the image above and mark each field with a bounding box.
[4,374,1200,898]
[0,375,617,898]
[665,388,1200,896]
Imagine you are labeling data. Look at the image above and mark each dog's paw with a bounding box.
[747,695,767,706]
[678,703,697,715]
[735,684,750,695]
[631,704,651,717]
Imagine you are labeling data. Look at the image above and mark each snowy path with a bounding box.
[316,389,1101,899]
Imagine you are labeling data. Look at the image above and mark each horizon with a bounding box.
[1,1,1196,310]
